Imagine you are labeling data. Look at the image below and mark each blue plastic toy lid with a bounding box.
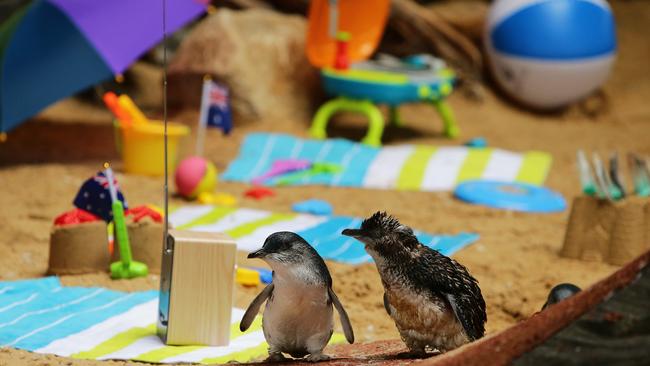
[454,180,566,213]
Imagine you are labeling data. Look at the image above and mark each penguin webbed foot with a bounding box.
[265,352,288,362]
[394,349,434,359]
[305,352,330,362]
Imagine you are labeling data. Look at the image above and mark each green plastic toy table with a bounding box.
[309,58,458,146]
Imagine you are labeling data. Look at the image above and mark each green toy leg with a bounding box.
[361,102,384,147]
[431,99,459,138]
[389,106,404,127]
[309,100,339,140]
[309,97,385,147]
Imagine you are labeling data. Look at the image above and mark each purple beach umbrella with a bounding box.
[0,0,206,132]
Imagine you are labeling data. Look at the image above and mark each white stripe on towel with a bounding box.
[0,293,39,313]
[169,205,215,228]
[481,149,523,181]
[99,308,248,362]
[420,147,468,191]
[236,215,328,252]
[0,289,104,329]
[5,293,136,347]
[161,330,267,363]
[249,135,277,178]
[190,208,271,233]
[35,300,158,356]
[363,146,415,188]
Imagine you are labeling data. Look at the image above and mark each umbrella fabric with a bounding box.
[0,0,205,132]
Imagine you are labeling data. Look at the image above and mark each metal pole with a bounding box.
[163,0,169,246]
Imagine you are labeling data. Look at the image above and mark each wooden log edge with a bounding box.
[416,248,650,366]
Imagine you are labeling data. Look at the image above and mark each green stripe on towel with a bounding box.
[397,146,437,190]
[225,213,296,238]
[135,317,264,363]
[457,148,493,183]
[72,324,156,359]
[516,151,552,184]
[176,206,236,230]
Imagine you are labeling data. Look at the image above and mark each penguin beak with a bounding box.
[342,228,363,238]
[248,248,267,259]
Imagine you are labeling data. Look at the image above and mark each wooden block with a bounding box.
[158,230,237,346]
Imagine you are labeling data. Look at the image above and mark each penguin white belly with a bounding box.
[263,281,333,357]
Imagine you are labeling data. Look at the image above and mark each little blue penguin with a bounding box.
[240,231,354,362]
[342,212,486,355]
[542,283,581,310]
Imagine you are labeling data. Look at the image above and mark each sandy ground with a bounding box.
[1,1,650,365]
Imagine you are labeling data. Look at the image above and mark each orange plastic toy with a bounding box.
[306,0,390,68]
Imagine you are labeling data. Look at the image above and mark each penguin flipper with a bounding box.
[328,287,354,344]
[445,292,480,341]
[383,292,392,316]
[240,283,274,332]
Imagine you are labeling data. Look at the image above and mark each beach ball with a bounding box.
[485,0,616,109]
[175,156,218,199]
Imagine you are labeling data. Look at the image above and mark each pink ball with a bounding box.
[175,156,217,198]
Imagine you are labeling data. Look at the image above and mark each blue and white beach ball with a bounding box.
[485,0,617,109]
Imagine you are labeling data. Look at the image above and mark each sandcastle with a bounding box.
[48,217,164,275]
[561,195,650,265]
[48,221,110,275]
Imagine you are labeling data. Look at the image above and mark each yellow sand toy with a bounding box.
[306,0,459,147]
[103,92,189,176]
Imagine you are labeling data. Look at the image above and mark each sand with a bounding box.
[1,1,649,365]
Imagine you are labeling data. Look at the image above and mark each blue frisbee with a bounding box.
[454,180,566,213]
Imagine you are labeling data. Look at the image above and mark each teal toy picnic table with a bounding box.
[309,59,459,147]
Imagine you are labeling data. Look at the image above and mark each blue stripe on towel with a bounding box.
[264,138,324,186]
[306,139,353,186]
[313,218,365,262]
[325,238,368,264]
[296,220,479,264]
[294,138,329,162]
[222,134,383,185]
[1,288,157,350]
[252,134,301,180]
[0,277,61,294]
[221,133,271,181]
[335,145,380,187]
[0,287,100,324]
[223,135,378,187]
[434,233,480,256]
[296,217,358,250]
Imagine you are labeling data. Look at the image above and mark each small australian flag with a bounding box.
[200,80,232,134]
[73,171,127,222]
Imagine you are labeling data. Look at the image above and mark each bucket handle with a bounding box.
[113,120,123,154]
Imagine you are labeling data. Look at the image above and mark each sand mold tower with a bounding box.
[561,196,650,265]
[48,221,110,275]
[49,217,163,275]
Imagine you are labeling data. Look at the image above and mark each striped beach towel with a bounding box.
[170,205,479,264]
[0,277,345,363]
[222,133,552,190]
